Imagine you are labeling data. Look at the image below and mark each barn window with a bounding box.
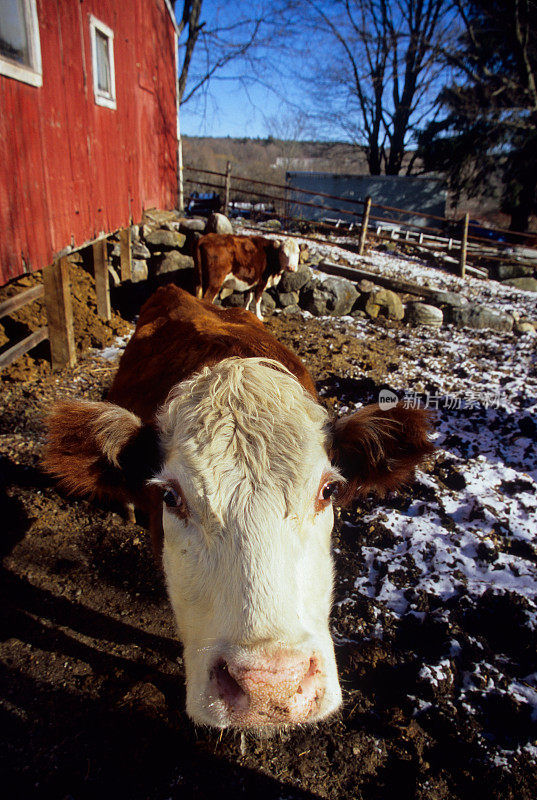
[89,16,116,110]
[0,0,42,87]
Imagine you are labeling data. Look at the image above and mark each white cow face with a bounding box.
[278,238,300,273]
[153,358,342,729]
[45,356,434,730]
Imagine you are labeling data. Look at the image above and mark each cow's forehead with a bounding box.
[282,238,299,254]
[157,358,329,510]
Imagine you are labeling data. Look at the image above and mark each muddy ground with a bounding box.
[1,265,536,799]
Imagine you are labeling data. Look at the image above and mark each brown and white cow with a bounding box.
[194,233,300,319]
[44,286,433,731]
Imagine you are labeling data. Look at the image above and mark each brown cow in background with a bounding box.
[194,233,300,320]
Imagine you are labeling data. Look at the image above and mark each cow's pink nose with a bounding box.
[213,654,324,724]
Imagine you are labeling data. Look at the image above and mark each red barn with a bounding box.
[0,0,178,286]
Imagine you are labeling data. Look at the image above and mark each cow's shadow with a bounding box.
[0,449,324,800]
[1,569,179,660]
[0,566,327,800]
[0,658,324,800]
[0,457,46,559]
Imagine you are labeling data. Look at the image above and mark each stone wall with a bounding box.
[109,210,536,336]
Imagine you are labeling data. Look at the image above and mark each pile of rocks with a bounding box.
[244,264,535,335]
[490,261,537,293]
[108,209,235,284]
[109,208,192,283]
[108,211,536,335]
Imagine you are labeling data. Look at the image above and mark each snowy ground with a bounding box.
[254,225,537,318]
[5,240,537,798]
[294,244,537,766]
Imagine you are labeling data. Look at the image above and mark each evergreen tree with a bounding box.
[419,0,537,231]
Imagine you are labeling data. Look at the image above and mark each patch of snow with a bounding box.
[510,678,537,721]
[291,236,537,761]
[95,335,130,361]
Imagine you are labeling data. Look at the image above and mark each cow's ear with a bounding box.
[330,403,434,504]
[44,400,161,504]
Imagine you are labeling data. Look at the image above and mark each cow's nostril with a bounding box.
[296,656,322,700]
[214,660,249,710]
[307,656,320,677]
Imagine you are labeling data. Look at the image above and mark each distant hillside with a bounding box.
[182,136,372,188]
[182,136,507,225]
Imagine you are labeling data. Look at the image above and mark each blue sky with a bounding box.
[180,74,286,139]
[176,1,312,139]
[176,0,456,143]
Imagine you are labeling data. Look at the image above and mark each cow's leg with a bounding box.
[203,284,222,304]
[245,291,254,312]
[194,246,204,299]
[253,283,267,321]
[202,265,230,305]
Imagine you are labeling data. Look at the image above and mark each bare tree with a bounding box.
[176,1,203,105]
[294,0,455,175]
[174,1,271,208]
[263,112,312,173]
[175,1,270,108]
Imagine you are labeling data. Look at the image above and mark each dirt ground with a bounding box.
[0,262,132,382]
[1,268,536,799]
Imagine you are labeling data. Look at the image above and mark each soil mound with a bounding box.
[0,262,132,381]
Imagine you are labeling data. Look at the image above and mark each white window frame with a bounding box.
[0,0,42,88]
[89,15,116,110]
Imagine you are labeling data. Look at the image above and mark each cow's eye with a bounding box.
[158,480,189,520]
[320,481,340,502]
[163,487,182,510]
[315,479,341,513]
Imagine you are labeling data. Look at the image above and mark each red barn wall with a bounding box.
[0,0,177,285]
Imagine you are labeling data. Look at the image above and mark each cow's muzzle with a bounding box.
[210,651,325,726]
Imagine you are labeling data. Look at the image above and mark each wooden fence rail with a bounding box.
[185,165,367,211]
[184,163,537,278]
[183,177,367,222]
[0,284,48,370]
[0,326,48,370]
[184,163,537,247]
[1,225,133,372]
[0,284,44,320]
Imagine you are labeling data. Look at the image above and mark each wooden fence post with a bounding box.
[43,257,76,370]
[224,161,231,216]
[359,196,372,256]
[119,228,132,282]
[93,238,111,321]
[459,212,469,278]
